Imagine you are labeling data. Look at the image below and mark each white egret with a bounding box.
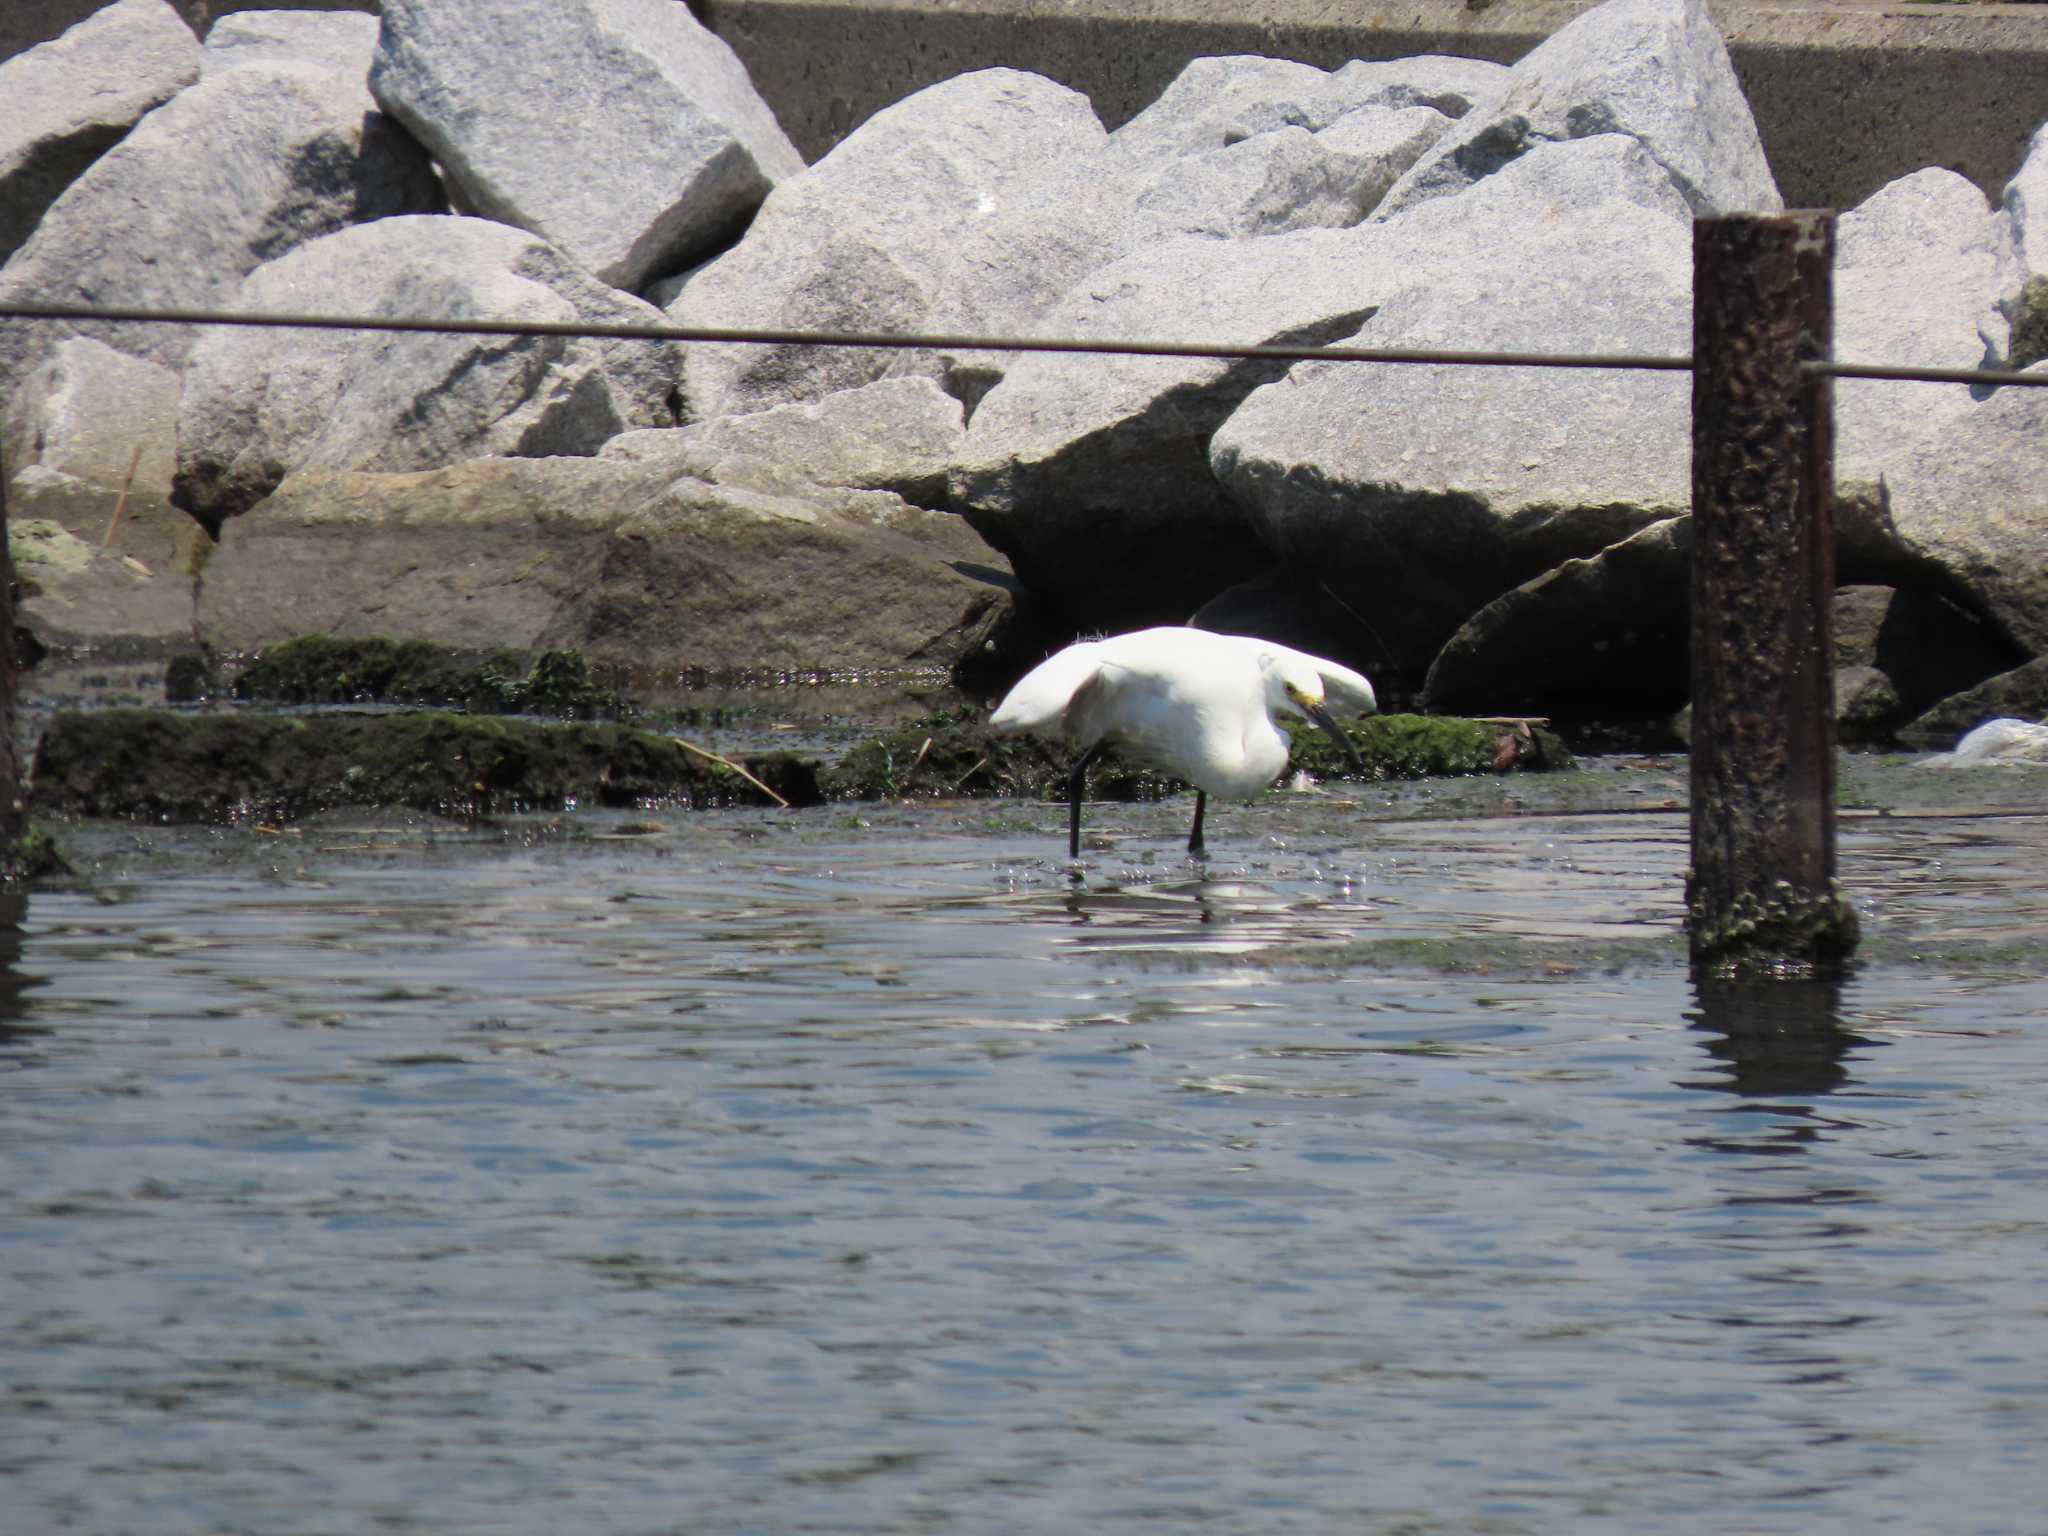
[990,626,1377,858]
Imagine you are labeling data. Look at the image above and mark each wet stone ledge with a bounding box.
[32,709,822,823]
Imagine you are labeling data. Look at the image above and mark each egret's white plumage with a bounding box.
[991,626,1377,856]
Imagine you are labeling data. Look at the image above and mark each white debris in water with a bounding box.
[1924,717,2048,766]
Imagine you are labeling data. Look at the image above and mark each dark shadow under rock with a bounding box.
[1422,503,2026,726]
[1899,655,2048,749]
[1422,516,1691,721]
[1868,583,2029,719]
[1189,567,1397,704]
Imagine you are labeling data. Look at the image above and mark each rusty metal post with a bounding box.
[1688,211,1858,972]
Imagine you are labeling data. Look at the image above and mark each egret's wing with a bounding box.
[989,642,1111,736]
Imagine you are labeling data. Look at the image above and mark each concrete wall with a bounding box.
[7,0,2047,211]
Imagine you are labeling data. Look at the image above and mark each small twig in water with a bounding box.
[675,738,790,809]
[949,757,990,793]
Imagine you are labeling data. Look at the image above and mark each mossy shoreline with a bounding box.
[179,636,629,718]
[33,709,821,823]
[31,704,1569,826]
[17,635,1585,829]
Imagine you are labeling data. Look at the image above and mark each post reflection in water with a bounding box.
[1684,970,1878,1099]
[0,889,39,1047]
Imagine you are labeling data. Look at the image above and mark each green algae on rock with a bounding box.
[0,825,71,887]
[1287,713,1575,781]
[824,710,1572,802]
[2009,276,2048,373]
[819,713,1182,802]
[33,709,819,824]
[229,636,627,718]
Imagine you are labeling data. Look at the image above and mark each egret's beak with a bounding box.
[1307,700,1364,776]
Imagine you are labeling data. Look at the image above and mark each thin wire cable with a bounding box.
[4,299,2040,387]
[1815,360,2048,388]
[0,299,1695,373]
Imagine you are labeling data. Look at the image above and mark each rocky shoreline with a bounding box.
[4,0,2046,755]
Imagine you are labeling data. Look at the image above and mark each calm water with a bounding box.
[3,779,2046,1534]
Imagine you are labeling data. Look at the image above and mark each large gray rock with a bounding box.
[1108,55,1362,162]
[1315,105,1457,211]
[1884,362,2048,656]
[369,0,801,292]
[1108,52,1502,164]
[195,455,1018,685]
[2004,120,2048,279]
[197,457,680,655]
[4,337,178,499]
[0,61,444,394]
[952,227,1382,629]
[1121,106,1453,245]
[8,515,198,654]
[1129,126,1405,242]
[1398,128,1695,226]
[174,215,685,526]
[600,377,963,508]
[0,0,199,266]
[1327,55,1510,120]
[541,457,1019,680]
[1836,168,2019,480]
[669,68,1114,421]
[1211,138,1695,685]
[200,8,379,79]
[4,338,203,653]
[1375,0,1778,221]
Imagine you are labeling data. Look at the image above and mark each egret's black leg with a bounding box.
[1187,789,1208,859]
[1067,742,1107,858]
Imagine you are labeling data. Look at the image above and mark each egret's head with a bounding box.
[1279,675,1325,720]
[1265,659,1331,721]
[1266,660,1365,775]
